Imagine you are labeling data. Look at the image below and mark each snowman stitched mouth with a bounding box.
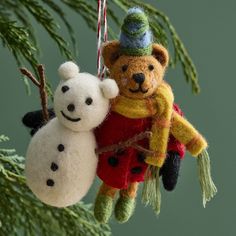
[61,111,81,122]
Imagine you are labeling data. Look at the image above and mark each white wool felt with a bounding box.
[25,118,97,207]
[54,73,111,132]
[100,78,119,99]
[25,64,119,207]
[58,61,80,80]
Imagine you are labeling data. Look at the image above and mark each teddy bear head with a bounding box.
[102,7,169,99]
[54,61,119,132]
[102,41,168,99]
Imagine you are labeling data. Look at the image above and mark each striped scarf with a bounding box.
[111,82,174,168]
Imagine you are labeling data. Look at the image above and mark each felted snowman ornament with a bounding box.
[25,61,119,207]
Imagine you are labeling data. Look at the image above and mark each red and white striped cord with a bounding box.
[97,0,107,79]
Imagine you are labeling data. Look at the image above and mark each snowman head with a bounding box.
[54,61,119,131]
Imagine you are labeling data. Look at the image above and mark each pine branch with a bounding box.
[61,0,97,31]
[0,135,111,236]
[0,14,38,67]
[41,0,77,54]
[20,65,49,122]
[19,0,72,59]
[0,0,200,93]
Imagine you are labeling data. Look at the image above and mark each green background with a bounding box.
[0,0,235,235]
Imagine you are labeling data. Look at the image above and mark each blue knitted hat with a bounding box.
[119,7,153,56]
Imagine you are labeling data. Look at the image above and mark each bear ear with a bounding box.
[100,79,119,99]
[58,61,80,80]
[152,44,169,68]
[102,41,121,69]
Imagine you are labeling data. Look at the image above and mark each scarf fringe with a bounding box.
[197,149,217,207]
[142,166,161,214]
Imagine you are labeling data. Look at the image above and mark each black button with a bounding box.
[46,179,54,187]
[131,166,142,174]
[51,162,58,171]
[85,97,93,105]
[137,152,146,163]
[117,149,126,156]
[108,156,119,167]
[57,144,64,152]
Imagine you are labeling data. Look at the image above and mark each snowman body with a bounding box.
[25,118,97,207]
[25,61,119,207]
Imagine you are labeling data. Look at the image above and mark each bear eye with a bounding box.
[148,64,154,71]
[85,97,93,105]
[122,65,128,72]
[61,85,69,93]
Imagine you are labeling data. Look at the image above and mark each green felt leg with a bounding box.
[94,194,114,223]
[114,195,136,223]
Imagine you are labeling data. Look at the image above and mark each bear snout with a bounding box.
[132,73,145,85]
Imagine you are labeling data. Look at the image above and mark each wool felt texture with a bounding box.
[111,82,174,168]
[54,64,119,132]
[142,166,161,214]
[94,183,118,223]
[168,105,186,158]
[159,151,181,191]
[171,111,208,156]
[25,61,119,207]
[58,61,80,80]
[120,7,153,56]
[114,182,138,222]
[94,194,114,224]
[26,118,98,207]
[114,196,136,223]
[102,41,169,100]
[94,182,138,223]
[197,150,217,207]
[95,103,185,189]
[140,112,210,212]
[22,108,55,135]
[22,106,186,160]
[97,6,216,217]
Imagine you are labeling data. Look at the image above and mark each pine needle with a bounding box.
[0,0,200,94]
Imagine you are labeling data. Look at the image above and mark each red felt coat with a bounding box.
[95,104,185,189]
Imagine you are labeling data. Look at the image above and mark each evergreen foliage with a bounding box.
[0,0,199,93]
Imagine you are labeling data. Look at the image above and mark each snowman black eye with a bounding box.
[61,85,69,93]
[148,64,154,71]
[85,97,93,105]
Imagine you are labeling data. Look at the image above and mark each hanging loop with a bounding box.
[97,0,108,79]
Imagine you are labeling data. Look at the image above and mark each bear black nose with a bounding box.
[132,73,145,84]
[67,104,75,112]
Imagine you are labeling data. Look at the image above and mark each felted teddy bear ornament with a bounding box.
[25,61,119,207]
[93,7,217,223]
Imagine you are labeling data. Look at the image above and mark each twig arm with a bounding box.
[20,65,49,123]
[37,65,49,122]
[95,131,153,155]
[20,68,40,87]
